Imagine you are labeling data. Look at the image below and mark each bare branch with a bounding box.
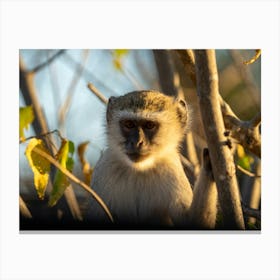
[19,196,32,219]
[175,50,261,158]
[87,82,108,104]
[194,49,245,229]
[29,50,65,74]
[251,112,261,127]
[236,165,260,178]
[62,52,119,96]
[222,110,261,158]
[32,146,114,223]
[185,132,200,179]
[20,56,50,136]
[229,50,261,106]
[243,49,261,65]
[64,187,83,221]
[153,50,181,97]
[248,160,261,224]
[59,50,89,130]
[174,50,196,85]
[19,129,64,144]
[242,204,261,220]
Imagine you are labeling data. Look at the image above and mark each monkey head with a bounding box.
[105,90,189,170]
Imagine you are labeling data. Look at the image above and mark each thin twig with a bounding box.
[32,146,114,223]
[236,165,260,178]
[88,83,108,104]
[19,129,63,144]
[29,50,65,74]
[62,52,119,96]
[242,203,261,220]
[59,50,89,130]
[243,49,261,65]
[19,196,32,219]
[229,50,260,107]
[251,112,261,127]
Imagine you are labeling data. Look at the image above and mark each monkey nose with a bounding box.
[136,140,143,148]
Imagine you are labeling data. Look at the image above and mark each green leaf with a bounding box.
[25,138,50,199]
[48,139,75,207]
[68,140,75,155]
[237,144,254,171]
[20,106,34,141]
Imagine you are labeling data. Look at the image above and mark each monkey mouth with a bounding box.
[126,152,150,162]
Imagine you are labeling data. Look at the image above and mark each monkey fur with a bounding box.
[87,90,217,229]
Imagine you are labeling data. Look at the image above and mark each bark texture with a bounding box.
[194,50,245,229]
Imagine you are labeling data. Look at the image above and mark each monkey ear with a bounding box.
[175,97,188,125]
[106,97,117,123]
[178,99,187,109]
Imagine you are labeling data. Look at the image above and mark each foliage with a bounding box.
[112,49,129,71]
[19,106,34,141]
[25,138,51,199]
[236,144,254,171]
[49,139,75,206]
[24,130,76,206]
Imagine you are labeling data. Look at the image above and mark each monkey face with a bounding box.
[106,90,189,169]
[119,118,159,162]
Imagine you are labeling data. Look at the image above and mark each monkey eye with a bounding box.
[123,120,135,129]
[144,121,156,130]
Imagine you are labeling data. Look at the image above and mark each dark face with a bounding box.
[119,118,159,162]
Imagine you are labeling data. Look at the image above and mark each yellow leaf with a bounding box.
[236,144,254,171]
[25,138,50,199]
[19,106,34,141]
[78,141,93,185]
[113,58,123,71]
[237,144,245,158]
[114,49,129,57]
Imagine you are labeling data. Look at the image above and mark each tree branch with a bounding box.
[29,50,65,74]
[194,50,245,229]
[242,203,261,221]
[153,50,181,97]
[236,164,260,178]
[59,50,89,130]
[20,56,50,136]
[175,50,196,85]
[19,196,32,219]
[229,50,260,106]
[87,82,108,104]
[174,49,261,158]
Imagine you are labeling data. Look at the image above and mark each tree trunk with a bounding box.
[194,50,245,229]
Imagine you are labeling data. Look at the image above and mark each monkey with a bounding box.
[87,90,217,229]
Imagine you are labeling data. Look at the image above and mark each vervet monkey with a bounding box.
[88,90,217,229]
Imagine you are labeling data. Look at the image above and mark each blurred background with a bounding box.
[19,49,261,229]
